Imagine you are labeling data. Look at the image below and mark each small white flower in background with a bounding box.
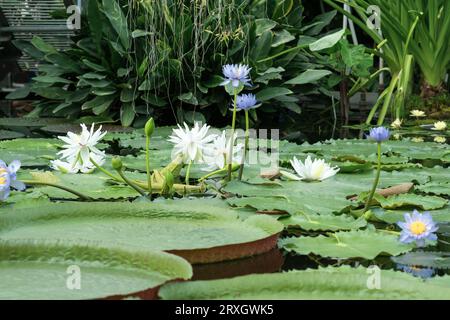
[411,136,424,143]
[289,156,339,181]
[52,124,107,173]
[390,118,402,129]
[393,133,402,140]
[433,136,446,144]
[203,131,243,171]
[169,122,216,164]
[431,121,447,131]
[410,110,426,117]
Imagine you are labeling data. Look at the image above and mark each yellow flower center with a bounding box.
[0,176,6,186]
[0,168,7,175]
[410,221,426,235]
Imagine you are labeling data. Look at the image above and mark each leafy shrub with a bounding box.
[11,0,339,127]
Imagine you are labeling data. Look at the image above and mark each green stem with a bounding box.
[227,89,238,181]
[363,142,382,213]
[90,157,122,182]
[22,180,92,201]
[116,169,148,197]
[238,110,250,180]
[185,161,193,186]
[146,136,152,194]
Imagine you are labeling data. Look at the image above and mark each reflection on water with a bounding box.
[192,248,284,281]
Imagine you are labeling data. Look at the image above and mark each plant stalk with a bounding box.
[238,110,250,180]
[227,89,238,181]
[22,180,92,201]
[363,142,382,213]
[146,136,152,194]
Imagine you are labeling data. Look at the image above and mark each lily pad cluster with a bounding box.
[0,126,449,299]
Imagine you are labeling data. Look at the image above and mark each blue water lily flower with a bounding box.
[0,160,26,201]
[222,64,251,88]
[236,93,260,111]
[367,126,390,142]
[397,210,438,247]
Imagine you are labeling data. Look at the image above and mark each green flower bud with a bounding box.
[145,117,155,137]
[111,156,123,171]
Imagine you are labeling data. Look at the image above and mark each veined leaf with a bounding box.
[285,69,332,85]
[309,29,345,51]
[280,229,413,259]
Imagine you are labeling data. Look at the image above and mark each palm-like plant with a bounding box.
[324,0,450,121]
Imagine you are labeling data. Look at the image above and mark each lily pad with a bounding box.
[281,212,367,231]
[416,182,450,196]
[0,241,192,300]
[0,199,283,263]
[374,194,448,210]
[280,229,413,259]
[0,138,62,166]
[159,266,450,300]
[0,130,25,140]
[392,252,450,270]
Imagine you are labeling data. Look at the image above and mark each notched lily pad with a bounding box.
[280,229,413,259]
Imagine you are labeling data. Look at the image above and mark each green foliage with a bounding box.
[159,266,450,299]
[11,0,338,128]
[280,229,414,259]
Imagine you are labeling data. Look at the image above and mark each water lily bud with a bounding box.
[145,117,155,137]
[111,156,123,171]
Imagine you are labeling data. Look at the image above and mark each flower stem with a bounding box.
[238,110,250,180]
[146,136,152,194]
[115,169,148,197]
[363,142,382,213]
[22,180,92,201]
[90,157,122,182]
[185,161,193,186]
[227,89,238,181]
[199,164,240,182]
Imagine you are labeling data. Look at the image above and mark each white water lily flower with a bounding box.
[411,137,424,143]
[169,122,216,164]
[410,109,426,117]
[54,124,106,173]
[390,118,402,129]
[431,121,447,131]
[290,156,339,181]
[433,136,446,143]
[203,131,243,171]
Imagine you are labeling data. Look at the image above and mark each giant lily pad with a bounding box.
[159,266,450,299]
[0,241,192,300]
[0,199,283,263]
[280,229,413,259]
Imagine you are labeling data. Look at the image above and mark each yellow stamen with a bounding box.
[410,221,426,235]
[0,168,7,175]
[0,177,6,186]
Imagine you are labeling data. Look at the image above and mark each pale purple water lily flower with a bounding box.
[0,160,26,201]
[236,93,259,111]
[397,210,438,247]
[367,126,390,142]
[222,64,252,88]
